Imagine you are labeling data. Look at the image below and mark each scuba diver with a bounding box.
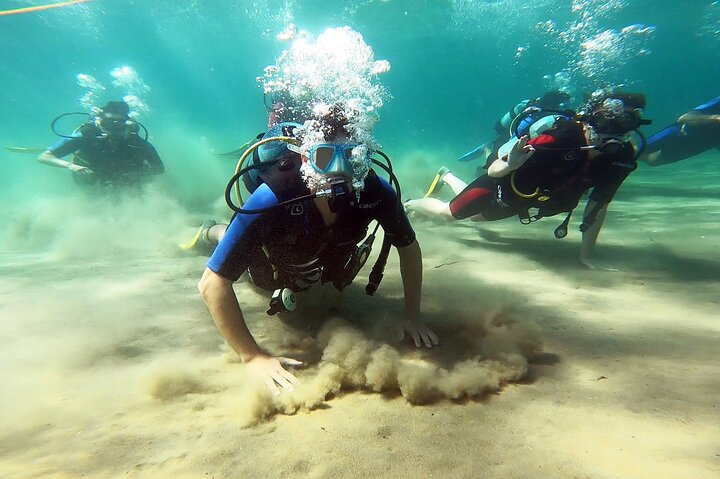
[641,96,720,167]
[405,92,651,270]
[37,101,164,189]
[458,90,574,172]
[194,105,438,395]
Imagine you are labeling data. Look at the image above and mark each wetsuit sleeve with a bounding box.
[206,184,279,281]
[589,146,637,204]
[48,135,84,158]
[374,176,416,248]
[140,141,164,175]
[644,123,681,154]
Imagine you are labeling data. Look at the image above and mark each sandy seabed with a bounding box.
[0,166,718,479]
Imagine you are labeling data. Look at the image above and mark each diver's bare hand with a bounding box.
[400,319,440,349]
[69,164,94,176]
[245,354,302,396]
[507,135,535,169]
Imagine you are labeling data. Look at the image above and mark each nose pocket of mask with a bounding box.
[312,147,335,171]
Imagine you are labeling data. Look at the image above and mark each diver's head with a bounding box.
[295,103,372,199]
[248,122,303,187]
[580,92,650,136]
[95,101,133,137]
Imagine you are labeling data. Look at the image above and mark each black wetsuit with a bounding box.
[449,121,637,222]
[207,170,415,292]
[49,124,164,187]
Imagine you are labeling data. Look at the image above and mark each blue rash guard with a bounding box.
[207,170,415,291]
[644,97,720,166]
[49,123,164,185]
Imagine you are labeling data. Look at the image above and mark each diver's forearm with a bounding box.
[398,240,422,321]
[38,152,74,169]
[487,157,513,178]
[199,268,262,362]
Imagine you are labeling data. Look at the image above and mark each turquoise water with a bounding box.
[1,2,719,478]
[2,0,718,209]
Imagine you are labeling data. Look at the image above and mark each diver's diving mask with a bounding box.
[287,142,365,211]
[589,109,644,136]
[291,143,361,178]
[98,116,132,136]
[583,94,651,136]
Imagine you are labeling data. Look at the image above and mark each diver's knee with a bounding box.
[207,224,227,243]
[642,151,663,167]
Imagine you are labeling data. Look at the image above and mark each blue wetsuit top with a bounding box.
[645,97,720,163]
[49,124,164,184]
[207,170,415,290]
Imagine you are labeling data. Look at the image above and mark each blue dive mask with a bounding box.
[306,143,361,178]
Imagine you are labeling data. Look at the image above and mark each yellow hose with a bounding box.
[0,0,92,16]
[509,171,540,199]
[233,135,299,206]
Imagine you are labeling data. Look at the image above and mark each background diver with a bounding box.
[38,100,164,189]
[405,92,651,271]
[641,95,720,167]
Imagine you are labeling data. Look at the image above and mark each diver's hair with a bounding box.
[317,103,351,141]
[101,101,130,118]
[584,92,646,115]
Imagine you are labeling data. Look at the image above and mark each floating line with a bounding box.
[0,0,93,17]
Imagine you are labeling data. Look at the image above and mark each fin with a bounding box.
[457,143,491,162]
[423,166,450,198]
[214,139,254,157]
[179,220,217,254]
[5,146,46,154]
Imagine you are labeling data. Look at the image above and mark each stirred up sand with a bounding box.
[0,164,718,478]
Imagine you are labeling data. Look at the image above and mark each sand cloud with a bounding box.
[147,308,542,427]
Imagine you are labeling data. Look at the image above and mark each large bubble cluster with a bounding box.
[77,74,106,112]
[537,0,655,93]
[576,24,655,81]
[110,66,151,117]
[76,66,151,118]
[258,26,391,191]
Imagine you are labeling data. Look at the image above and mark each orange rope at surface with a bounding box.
[0,0,93,16]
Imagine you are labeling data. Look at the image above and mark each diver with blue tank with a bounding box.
[406,92,651,270]
[457,90,574,174]
[194,103,438,395]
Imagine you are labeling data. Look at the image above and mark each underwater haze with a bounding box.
[1,1,719,478]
